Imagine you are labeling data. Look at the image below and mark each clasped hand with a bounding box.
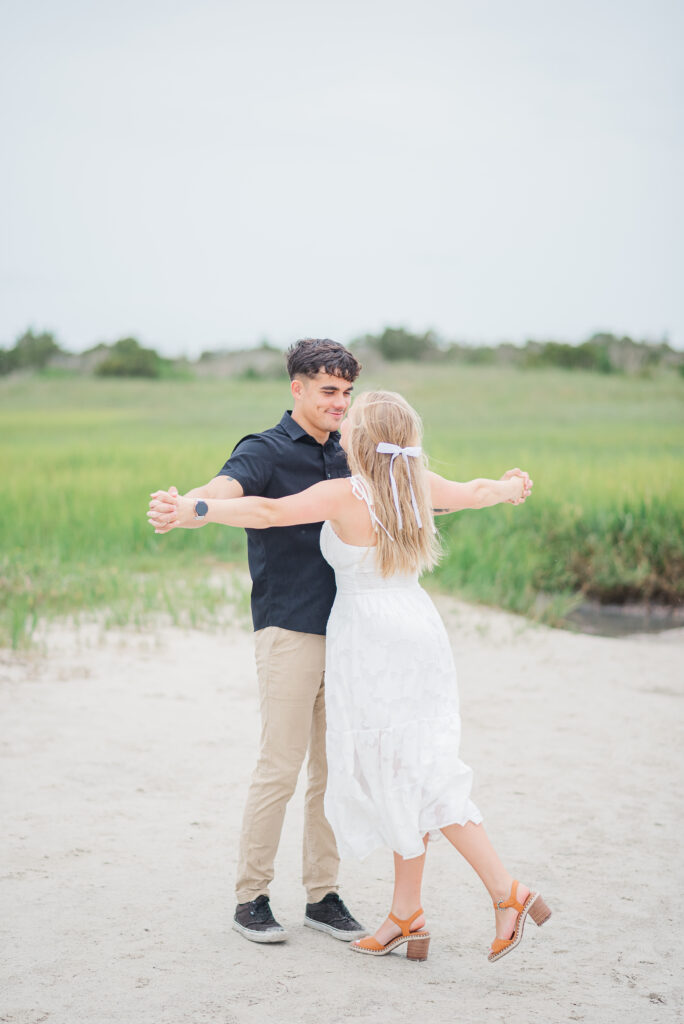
[147,487,199,533]
[500,468,533,505]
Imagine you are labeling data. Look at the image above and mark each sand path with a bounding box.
[2,597,682,1024]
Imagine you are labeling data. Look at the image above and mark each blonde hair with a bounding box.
[346,390,441,577]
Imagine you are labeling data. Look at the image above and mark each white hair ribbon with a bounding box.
[375,442,423,530]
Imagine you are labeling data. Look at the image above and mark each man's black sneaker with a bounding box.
[303,892,367,941]
[233,895,287,943]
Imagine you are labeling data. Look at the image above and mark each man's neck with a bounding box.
[290,408,329,445]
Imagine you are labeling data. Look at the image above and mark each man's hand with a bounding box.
[147,487,204,532]
[500,468,533,505]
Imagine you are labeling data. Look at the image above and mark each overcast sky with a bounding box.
[1,0,682,356]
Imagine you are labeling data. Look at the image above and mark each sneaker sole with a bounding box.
[232,919,288,943]
[303,917,368,942]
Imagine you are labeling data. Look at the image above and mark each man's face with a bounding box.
[291,370,354,437]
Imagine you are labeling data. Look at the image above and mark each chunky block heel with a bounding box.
[528,894,551,927]
[406,935,430,961]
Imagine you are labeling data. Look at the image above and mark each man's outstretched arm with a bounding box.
[149,475,244,533]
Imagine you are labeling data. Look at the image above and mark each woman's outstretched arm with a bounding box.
[428,468,533,513]
[148,478,350,533]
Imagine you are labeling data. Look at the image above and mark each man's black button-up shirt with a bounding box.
[217,411,350,635]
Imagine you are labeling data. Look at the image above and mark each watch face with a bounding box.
[195,500,208,518]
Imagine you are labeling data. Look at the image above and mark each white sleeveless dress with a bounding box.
[320,475,483,861]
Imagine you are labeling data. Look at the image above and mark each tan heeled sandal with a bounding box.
[351,908,430,961]
[488,880,551,963]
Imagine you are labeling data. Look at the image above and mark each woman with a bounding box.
[148,390,551,963]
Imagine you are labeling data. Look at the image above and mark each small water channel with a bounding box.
[563,601,684,638]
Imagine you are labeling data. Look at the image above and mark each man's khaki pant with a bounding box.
[235,627,340,904]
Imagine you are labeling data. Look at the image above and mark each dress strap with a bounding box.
[349,476,394,541]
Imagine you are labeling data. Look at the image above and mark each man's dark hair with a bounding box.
[286,338,361,382]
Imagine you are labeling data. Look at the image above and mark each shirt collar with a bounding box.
[280,410,340,446]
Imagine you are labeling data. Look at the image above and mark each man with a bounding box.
[154,339,365,944]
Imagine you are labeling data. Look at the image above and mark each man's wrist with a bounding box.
[194,499,209,520]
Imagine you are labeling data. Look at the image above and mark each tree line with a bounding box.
[353,327,682,375]
[1,326,682,379]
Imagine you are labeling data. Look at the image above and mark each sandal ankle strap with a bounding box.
[388,907,424,936]
[495,880,525,913]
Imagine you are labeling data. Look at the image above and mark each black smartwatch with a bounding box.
[194,500,209,520]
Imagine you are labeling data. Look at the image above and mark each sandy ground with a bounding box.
[1,596,682,1024]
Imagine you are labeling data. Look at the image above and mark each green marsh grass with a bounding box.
[1,367,682,647]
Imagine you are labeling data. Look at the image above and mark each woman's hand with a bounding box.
[147,487,204,532]
[500,468,533,505]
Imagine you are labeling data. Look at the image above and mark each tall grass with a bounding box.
[1,366,682,647]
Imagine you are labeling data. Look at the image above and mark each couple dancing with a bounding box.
[147,338,550,963]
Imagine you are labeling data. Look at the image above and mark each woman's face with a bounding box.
[339,414,350,452]
[339,409,356,452]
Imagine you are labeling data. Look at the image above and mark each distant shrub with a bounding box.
[523,339,613,372]
[15,329,63,369]
[0,329,63,374]
[356,327,440,361]
[0,348,13,375]
[95,337,162,378]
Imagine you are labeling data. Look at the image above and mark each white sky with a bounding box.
[1,0,682,356]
